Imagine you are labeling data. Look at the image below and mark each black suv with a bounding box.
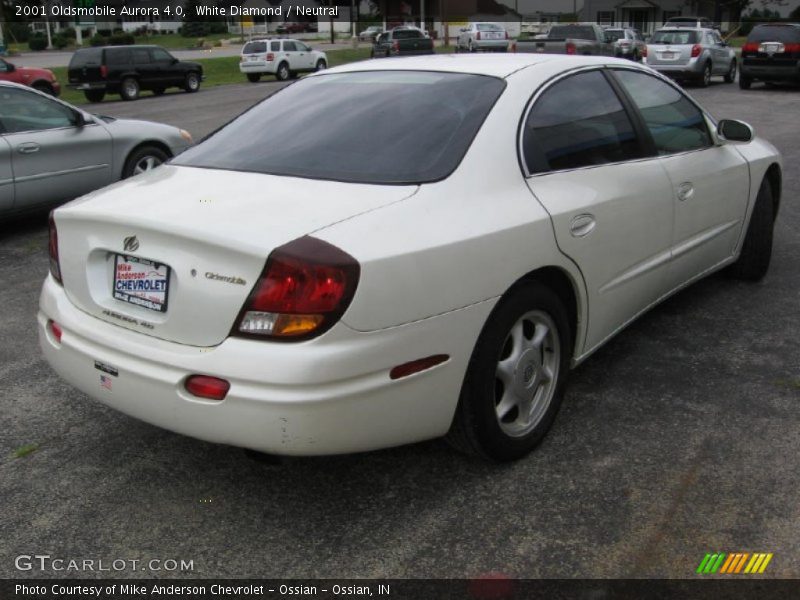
[68,45,203,102]
[740,23,800,89]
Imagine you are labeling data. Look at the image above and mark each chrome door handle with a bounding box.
[569,214,596,238]
[677,182,695,201]
[17,143,40,154]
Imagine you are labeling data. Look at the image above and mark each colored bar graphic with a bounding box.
[699,552,773,575]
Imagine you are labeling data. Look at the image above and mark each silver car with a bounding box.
[605,27,646,61]
[645,27,737,86]
[456,22,509,52]
[0,81,192,217]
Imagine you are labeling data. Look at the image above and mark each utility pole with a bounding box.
[421,0,425,32]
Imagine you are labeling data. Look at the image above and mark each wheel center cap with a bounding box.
[515,348,540,391]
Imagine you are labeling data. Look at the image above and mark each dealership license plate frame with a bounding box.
[112,254,171,314]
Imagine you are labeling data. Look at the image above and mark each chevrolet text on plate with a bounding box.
[40,54,782,461]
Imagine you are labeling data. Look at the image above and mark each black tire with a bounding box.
[119,77,140,101]
[699,62,712,87]
[32,81,55,95]
[184,71,201,93]
[446,281,572,462]
[246,73,261,83]
[275,62,290,81]
[726,178,775,281]
[724,60,736,83]
[739,75,752,89]
[315,59,327,71]
[84,90,105,103]
[122,145,170,179]
[152,87,166,96]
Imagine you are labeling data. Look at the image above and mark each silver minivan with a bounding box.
[645,28,737,86]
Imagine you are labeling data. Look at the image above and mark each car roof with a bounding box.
[319,54,639,79]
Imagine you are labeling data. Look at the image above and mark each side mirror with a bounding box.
[171,58,179,64]
[72,111,88,127]
[717,119,753,143]
[6,63,15,72]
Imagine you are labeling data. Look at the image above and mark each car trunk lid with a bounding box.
[55,165,417,347]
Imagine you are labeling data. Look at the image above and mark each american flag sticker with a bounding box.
[100,375,113,391]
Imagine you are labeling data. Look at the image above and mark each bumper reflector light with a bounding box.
[390,354,449,380]
[48,319,63,343]
[185,375,230,401]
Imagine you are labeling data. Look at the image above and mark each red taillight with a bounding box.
[48,212,62,284]
[266,52,274,61]
[234,237,360,341]
[566,42,576,55]
[691,43,702,58]
[742,42,759,53]
[642,45,648,58]
[392,40,400,52]
[390,355,449,380]
[505,31,509,40]
[511,41,517,53]
[476,31,481,40]
[185,375,230,401]
[100,65,108,78]
[48,319,62,343]
[784,43,800,54]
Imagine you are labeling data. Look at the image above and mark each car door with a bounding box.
[612,69,750,289]
[521,69,676,352]
[294,41,316,70]
[281,41,302,70]
[0,135,13,213]
[150,47,179,87]
[0,86,113,210]
[130,47,157,87]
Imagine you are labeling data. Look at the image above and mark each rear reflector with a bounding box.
[566,42,576,55]
[185,375,230,401]
[390,355,449,380]
[48,319,62,343]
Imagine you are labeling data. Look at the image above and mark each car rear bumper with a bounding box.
[474,40,509,50]
[645,57,704,78]
[740,63,800,81]
[239,62,276,74]
[69,82,107,90]
[39,275,492,456]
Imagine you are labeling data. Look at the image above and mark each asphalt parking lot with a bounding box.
[1,77,798,579]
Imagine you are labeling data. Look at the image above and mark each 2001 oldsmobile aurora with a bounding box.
[40,55,782,461]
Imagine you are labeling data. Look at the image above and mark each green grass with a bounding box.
[13,443,39,459]
[55,47,376,106]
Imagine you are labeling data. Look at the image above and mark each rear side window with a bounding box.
[605,30,625,41]
[174,71,506,184]
[68,48,103,67]
[650,30,699,44]
[105,48,131,65]
[271,41,281,51]
[614,70,711,155]
[747,25,800,43]
[243,41,267,54]
[522,70,641,174]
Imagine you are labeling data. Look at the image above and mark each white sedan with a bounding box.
[40,55,781,461]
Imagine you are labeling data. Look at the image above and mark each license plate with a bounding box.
[113,254,170,313]
[759,43,784,54]
[661,52,675,59]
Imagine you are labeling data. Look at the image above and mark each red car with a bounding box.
[0,58,61,96]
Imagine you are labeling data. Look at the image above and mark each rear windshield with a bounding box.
[605,29,625,41]
[69,48,103,67]
[394,29,422,39]
[174,71,506,185]
[548,25,595,40]
[477,24,503,31]
[243,41,267,54]
[650,30,699,44]
[747,24,800,43]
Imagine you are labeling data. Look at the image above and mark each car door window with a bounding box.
[0,87,76,134]
[295,42,310,52]
[613,70,711,155]
[132,49,151,64]
[522,70,642,174]
[105,48,131,66]
[0,60,9,73]
[151,48,173,63]
[283,42,297,52]
[270,41,281,51]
